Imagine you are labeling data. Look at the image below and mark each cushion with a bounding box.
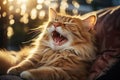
[89,6,120,80]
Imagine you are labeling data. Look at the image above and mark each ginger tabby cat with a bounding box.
[0,8,97,80]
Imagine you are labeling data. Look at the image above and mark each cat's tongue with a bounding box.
[52,31,67,46]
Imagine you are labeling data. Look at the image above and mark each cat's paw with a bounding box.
[20,71,33,80]
[7,66,21,75]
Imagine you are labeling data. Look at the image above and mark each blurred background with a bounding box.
[0,0,120,51]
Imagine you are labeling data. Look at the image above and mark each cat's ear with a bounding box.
[82,15,97,30]
[49,8,57,21]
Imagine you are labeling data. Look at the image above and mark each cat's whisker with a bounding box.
[22,31,41,44]
[27,30,40,35]
[30,32,40,39]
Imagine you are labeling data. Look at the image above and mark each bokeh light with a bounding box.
[72,1,80,9]
[20,13,29,24]
[36,4,42,10]
[8,0,14,2]
[60,0,68,14]
[9,14,14,19]
[1,0,90,26]
[39,10,45,19]
[20,4,27,15]
[0,0,95,36]
[15,8,20,13]
[7,26,14,39]
[30,8,37,20]
[37,0,44,4]
[9,5,14,11]
[16,0,28,4]
[9,19,15,25]
[0,0,95,49]
[86,0,93,4]
[3,0,7,5]
[2,12,7,17]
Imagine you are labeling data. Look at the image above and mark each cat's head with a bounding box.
[42,8,96,52]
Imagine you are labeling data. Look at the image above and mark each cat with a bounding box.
[0,8,97,80]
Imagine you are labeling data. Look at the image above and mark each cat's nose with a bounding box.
[53,22,61,28]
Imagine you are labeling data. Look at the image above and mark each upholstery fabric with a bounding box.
[89,6,120,80]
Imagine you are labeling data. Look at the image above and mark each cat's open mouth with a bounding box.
[52,31,68,46]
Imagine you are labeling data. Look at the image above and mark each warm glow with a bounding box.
[17,0,28,4]
[9,5,14,11]
[0,6,1,10]
[0,14,1,18]
[72,8,78,15]
[49,3,58,10]
[5,0,83,30]
[37,0,44,4]
[7,26,14,39]
[15,8,20,13]
[8,0,14,2]
[2,12,7,17]
[61,0,68,8]
[72,1,80,9]
[9,19,15,25]
[86,0,93,4]
[3,0,7,5]
[30,8,37,20]
[20,13,29,24]
[44,0,51,6]
[36,4,42,10]
[60,0,68,14]
[39,10,45,19]
[9,15,14,19]
[20,4,27,15]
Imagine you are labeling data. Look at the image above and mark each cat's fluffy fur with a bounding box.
[0,8,97,80]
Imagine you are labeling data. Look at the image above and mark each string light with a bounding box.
[9,5,14,11]
[86,0,93,4]
[2,12,7,17]
[20,13,29,24]
[3,0,7,5]
[39,10,45,19]
[60,0,68,14]
[17,0,28,4]
[3,0,81,25]
[0,0,87,47]
[30,8,37,20]
[36,4,42,10]
[7,26,14,39]
[9,14,14,19]
[8,0,14,2]
[9,19,15,25]
[15,8,20,13]
[72,1,80,9]
[37,0,44,4]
